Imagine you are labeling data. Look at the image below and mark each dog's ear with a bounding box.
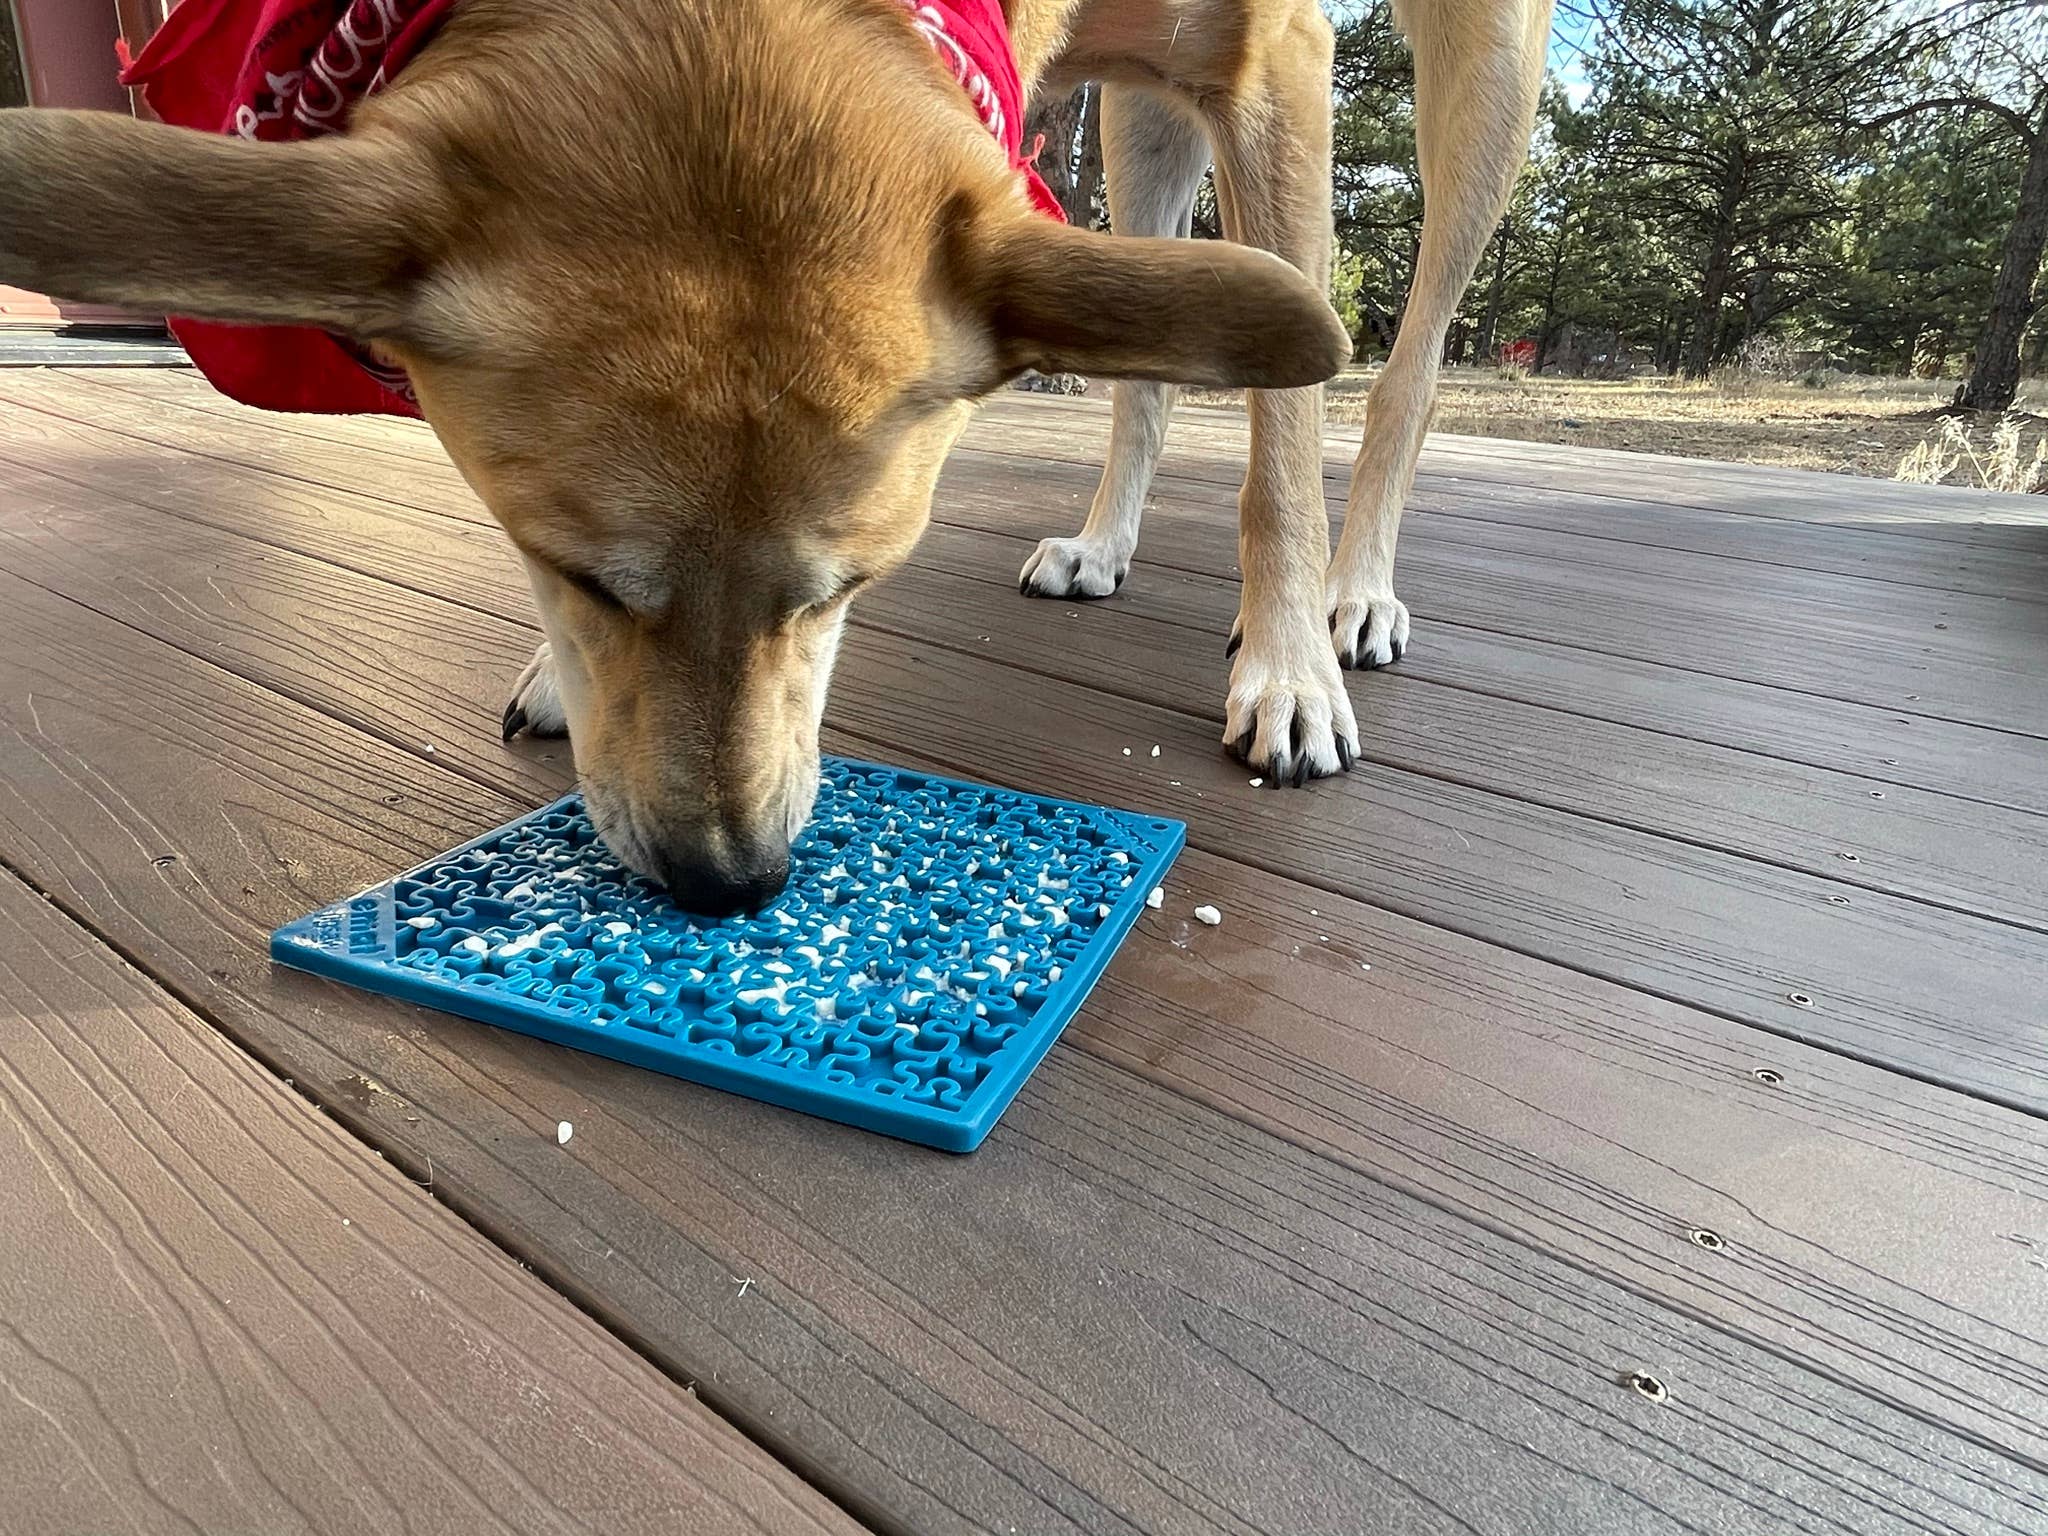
[0,108,446,338]
[971,217,1351,389]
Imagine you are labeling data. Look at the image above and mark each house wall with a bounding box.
[12,0,126,112]
[2,0,164,329]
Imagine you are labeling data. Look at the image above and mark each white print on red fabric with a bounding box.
[296,0,410,130]
[232,70,304,140]
[231,0,432,400]
[229,2,431,143]
[895,2,1008,147]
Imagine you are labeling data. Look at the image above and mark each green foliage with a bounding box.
[1328,248,1368,340]
[1324,0,2048,379]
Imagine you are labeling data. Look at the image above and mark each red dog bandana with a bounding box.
[121,0,457,415]
[894,0,1065,222]
[120,0,1059,418]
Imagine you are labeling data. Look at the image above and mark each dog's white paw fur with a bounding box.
[502,641,569,740]
[1223,627,1360,784]
[1018,535,1129,599]
[1327,576,1411,671]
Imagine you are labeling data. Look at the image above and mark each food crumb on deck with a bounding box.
[1145,887,1163,909]
[556,1120,573,1145]
[1194,905,1222,927]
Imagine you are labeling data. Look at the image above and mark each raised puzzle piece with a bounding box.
[272,758,1185,1150]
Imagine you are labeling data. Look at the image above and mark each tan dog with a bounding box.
[0,0,1548,913]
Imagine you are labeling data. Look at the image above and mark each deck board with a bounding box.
[0,870,864,1536]
[977,391,2048,532]
[4,438,2044,1111]
[84,362,2048,541]
[16,376,2048,761]
[932,448,2048,739]
[8,449,2044,935]
[9,448,2048,1456]
[5,369,2048,1532]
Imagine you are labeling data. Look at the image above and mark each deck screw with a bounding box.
[1623,1370,1669,1404]
[1839,852,1861,863]
[1882,758,1898,765]
[1868,790,1885,799]
[152,854,177,868]
[1751,1067,1784,1086]
[1689,1227,1727,1253]
[1787,991,1814,1008]
[1825,895,1851,906]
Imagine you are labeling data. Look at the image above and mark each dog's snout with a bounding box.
[651,847,791,918]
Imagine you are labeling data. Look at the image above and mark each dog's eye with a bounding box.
[810,573,868,612]
[557,565,628,612]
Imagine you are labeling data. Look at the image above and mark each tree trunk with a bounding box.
[1683,150,1747,377]
[1023,84,1105,228]
[1535,213,1569,372]
[1956,101,2048,413]
[1684,233,1737,376]
[1069,85,1105,229]
[1359,292,1398,352]
[1022,88,1084,216]
[1474,219,1511,362]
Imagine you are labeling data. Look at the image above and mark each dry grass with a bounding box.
[1176,366,2048,485]
[1896,413,2048,495]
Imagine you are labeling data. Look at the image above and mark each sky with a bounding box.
[1548,2,1602,105]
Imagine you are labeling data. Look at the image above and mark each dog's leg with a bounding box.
[1326,0,1551,669]
[1019,87,1211,600]
[1197,4,1357,781]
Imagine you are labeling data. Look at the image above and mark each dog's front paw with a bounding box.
[1327,578,1411,671]
[1222,633,1360,785]
[502,641,569,741]
[1019,536,1128,599]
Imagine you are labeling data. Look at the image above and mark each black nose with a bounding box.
[656,856,791,918]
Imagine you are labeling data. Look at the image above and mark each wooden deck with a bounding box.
[3,361,2047,1534]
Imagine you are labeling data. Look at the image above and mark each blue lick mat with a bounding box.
[272,758,1184,1151]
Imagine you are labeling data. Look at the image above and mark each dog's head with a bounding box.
[0,0,1347,911]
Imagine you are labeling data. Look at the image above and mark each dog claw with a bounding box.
[1018,537,1127,599]
[1327,591,1413,673]
[501,702,529,742]
[1337,738,1356,771]
[1225,631,1242,659]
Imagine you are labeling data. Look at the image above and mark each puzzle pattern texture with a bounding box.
[273,759,1184,1150]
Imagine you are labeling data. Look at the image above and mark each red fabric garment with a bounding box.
[120,0,458,416]
[120,0,1059,418]
[892,0,1066,222]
